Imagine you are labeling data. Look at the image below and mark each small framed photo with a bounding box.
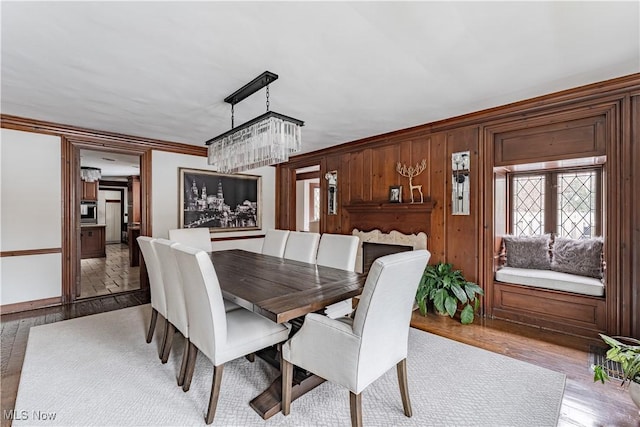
[388,185,402,203]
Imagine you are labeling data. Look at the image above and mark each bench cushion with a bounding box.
[495,267,604,297]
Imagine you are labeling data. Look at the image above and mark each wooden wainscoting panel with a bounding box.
[492,282,607,337]
[495,116,606,166]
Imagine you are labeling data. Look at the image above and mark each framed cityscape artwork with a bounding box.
[179,168,261,232]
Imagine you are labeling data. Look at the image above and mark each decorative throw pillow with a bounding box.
[551,237,604,278]
[502,234,551,270]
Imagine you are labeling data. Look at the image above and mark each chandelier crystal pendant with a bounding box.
[80,166,101,182]
[206,71,304,174]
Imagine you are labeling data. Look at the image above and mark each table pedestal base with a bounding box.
[250,374,325,420]
[249,342,325,420]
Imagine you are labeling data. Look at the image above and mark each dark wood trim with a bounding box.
[61,137,76,304]
[0,297,62,314]
[62,138,153,301]
[210,234,266,242]
[99,180,128,188]
[1,114,206,157]
[0,248,61,257]
[343,201,435,214]
[295,171,320,181]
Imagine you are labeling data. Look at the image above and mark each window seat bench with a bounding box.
[491,235,606,338]
[495,267,604,297]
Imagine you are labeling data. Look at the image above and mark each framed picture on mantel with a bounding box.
[179,168,261,232]
[389,185,403,203]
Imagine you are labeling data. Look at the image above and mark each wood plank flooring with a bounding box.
[411,312,639,426]
[1,290,149,427]
[2,296,638,426]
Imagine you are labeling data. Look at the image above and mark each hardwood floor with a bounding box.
[0,290,149,427]
[1,296,638,426]
[411,312,639,426]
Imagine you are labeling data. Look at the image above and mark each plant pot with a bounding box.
[630,381,640,412]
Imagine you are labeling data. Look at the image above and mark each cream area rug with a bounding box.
[13,305,565,426]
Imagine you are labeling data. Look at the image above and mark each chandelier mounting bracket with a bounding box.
[223,71,278,105]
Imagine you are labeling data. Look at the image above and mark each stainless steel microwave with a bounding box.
[80,201,97,224]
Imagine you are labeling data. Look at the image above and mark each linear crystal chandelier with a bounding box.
[80,166,101,182]
[206,71,304,174]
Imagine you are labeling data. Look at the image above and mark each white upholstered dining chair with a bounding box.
[172,244,291,424]
[168,228,212,252]
[261,229,290,257]
[283,231,320,264]
[316,233,360,318]
[154,239,242,378]
[281,249,431,427]
[152,239,191,371]
[316,233,360,271]
[137,236,167,357]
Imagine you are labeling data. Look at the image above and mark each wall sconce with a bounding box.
[325,170,338,215]
[452,151,470,215]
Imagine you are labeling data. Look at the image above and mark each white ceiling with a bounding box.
[2,1,639,163]
[79,149,140,178]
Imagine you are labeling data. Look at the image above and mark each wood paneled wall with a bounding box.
[276,73,640,337]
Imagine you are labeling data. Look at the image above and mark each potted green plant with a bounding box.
[593,334,640,411]
[415,262,484,324]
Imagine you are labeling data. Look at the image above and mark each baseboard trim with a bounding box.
[1,297,62,315]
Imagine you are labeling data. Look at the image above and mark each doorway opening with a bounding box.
[78,149,141,299]
[295,165,320,232]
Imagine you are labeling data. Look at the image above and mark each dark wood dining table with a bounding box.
[209,249,367,419]
[210,249,366,324]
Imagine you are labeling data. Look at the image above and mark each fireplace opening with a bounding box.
[362,242,412,275]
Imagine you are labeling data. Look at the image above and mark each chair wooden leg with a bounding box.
[182,341,198,392]
[146,308,158,343]
[159,318,170,359]
[177,336,190,387]
[349,392,363,427]
[281,358,293,415]
[396,358,412,417]
[205,365,224,425]
[161,323,175,364]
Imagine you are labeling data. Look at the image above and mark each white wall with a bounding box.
[151,150,275,251]
[1,129,62,305]
[296,180,306,231]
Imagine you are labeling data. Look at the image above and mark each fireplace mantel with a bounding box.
[344,200,435,214]
[344,200,435,236]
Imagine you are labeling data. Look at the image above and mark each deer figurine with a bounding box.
[396,159,427,203]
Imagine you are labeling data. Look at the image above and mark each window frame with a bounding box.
[507,166,602,237]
